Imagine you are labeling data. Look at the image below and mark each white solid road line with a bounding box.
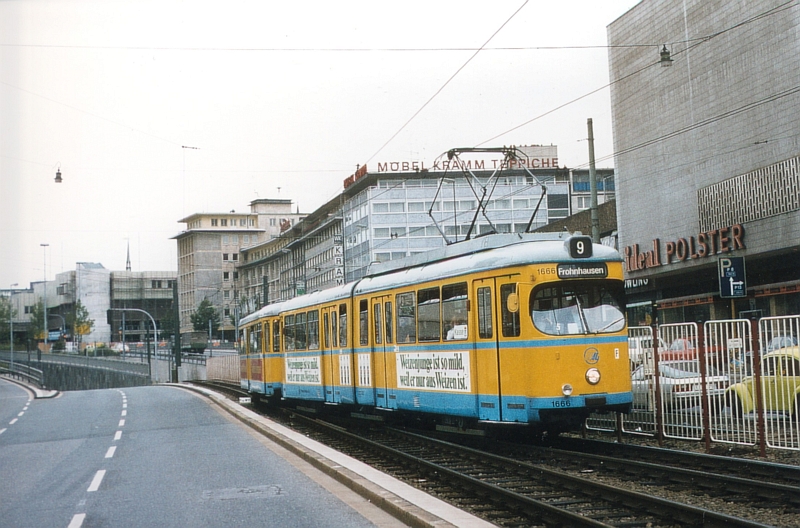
[87,470,106,492]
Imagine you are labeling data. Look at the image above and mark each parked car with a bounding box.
[764,335,798,353]
[627,336,667,365]
[631,360,729,411]
[726,347,800,415]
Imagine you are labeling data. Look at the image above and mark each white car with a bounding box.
[631,360,729,410]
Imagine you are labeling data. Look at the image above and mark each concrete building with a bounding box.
[174,199,306,338]
[608,0,800,324]
[5,263,175,348]
[234,145,615,319]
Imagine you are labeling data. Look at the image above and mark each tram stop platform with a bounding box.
[179,383,493,528]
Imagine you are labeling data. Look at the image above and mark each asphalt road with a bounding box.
[0,381,398,528]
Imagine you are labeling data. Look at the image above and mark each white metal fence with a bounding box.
[588,315,800,452]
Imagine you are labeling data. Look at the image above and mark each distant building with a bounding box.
[173,199,306,338]
[6,263,175,347]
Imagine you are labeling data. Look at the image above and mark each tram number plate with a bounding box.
[551,400,571,407]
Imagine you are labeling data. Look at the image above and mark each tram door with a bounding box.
[320,306,337,404]
[473,278,501,421]
[472,277,520,422]
[371,296,396,409]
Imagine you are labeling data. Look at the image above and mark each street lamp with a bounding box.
[9,283,17,369]
[41,243,49,350]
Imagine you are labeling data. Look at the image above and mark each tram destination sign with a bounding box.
[557,263,608,279]
[718,256,746,298]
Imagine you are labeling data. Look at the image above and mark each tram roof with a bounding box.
[239,233,622,323]
[355,233,622,295]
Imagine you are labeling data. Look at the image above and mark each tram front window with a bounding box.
[530,281,625,335]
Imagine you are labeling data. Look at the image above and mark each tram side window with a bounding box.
[284,314,295,351]
[477,287,493,339]
[339,304,348,347]
[442,283,468,340]
[500,284,520,338]
[295,312,307,350]
[384,303,393,344]
[324,312,330,349]
[307,310,319,350]
[272,320,280,352]
[373,304,383,345]
[331,311,337,348]
[359,300,369,346]
[396,292,416,343]
[418,287,441,342]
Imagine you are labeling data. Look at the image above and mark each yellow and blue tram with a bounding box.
[240,233,632,431]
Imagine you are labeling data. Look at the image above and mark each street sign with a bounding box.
[719,256,746,298]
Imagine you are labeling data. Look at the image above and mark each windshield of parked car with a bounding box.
[530,280,625,335]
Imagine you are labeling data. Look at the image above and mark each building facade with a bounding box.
[608,0,800,324]
[233,146,615,319]
[5,263,175,348]
[173,199,305,337]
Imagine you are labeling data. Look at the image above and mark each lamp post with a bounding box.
[9,283,17,369]
[41,243,49,351]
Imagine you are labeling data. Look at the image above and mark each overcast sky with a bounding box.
[1,0,641,289]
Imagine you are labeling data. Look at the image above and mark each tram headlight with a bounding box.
[585,368,601,385]
[561,384,573,396]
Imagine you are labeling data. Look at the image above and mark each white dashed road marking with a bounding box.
[87,470,106,492]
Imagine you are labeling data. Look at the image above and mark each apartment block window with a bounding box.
[221,218,228,226]
[151,280,162,289]
[224,290,230,300]
[223,272,230,281]
[211,219,218,226]
[223,253,229,261]
[270,218,276,226]
[232,253,239,261]
[373,203,389,213]
[240,219,246,226]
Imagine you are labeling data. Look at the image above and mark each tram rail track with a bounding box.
[282,413,771,527]
[189,381,790,526]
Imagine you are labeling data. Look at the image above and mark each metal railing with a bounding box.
[588,315,800,454]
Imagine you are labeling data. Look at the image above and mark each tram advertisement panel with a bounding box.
[397,351,471,392]
[285,356,322,384]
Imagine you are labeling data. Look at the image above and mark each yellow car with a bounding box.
[725,347,800,415]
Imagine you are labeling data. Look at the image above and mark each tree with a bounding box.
[0,296,15,345]
[29,299,45,341]
[70,300,94,349]
[191,298,220,338]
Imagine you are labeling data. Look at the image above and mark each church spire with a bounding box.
[126,240,131,271]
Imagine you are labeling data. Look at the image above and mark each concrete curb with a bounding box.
[0,375,59,399]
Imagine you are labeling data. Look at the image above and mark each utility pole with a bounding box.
[587,118,600,243]
[172,281,181,376]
